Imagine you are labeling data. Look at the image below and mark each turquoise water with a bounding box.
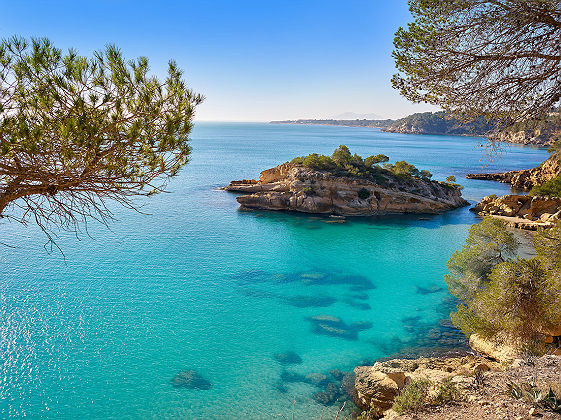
[0,123,549,419]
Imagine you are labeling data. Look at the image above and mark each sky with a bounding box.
[0,0,438,121]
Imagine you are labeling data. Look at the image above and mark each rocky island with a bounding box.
[225,146,468,216]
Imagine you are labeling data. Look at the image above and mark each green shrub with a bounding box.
[446,175,457,183]
[392,378,432,415]
[446,219,561,346]
[364,154,389,167]
[358,188,371,199]
[529,174,561,197]
[434,379,460,404]
[290,146,442,188]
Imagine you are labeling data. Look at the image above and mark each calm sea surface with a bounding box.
[0,123,549,419]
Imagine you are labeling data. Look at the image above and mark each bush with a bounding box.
[290,146,442,187]
[434,379,460,404]
[392,379,432,415]
[529,173,561,197]
[446,219,561,347]
[358,188,371,199]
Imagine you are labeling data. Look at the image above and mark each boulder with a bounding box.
[469,334,520,363]
[353,367,402,416]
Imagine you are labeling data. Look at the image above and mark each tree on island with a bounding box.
[291,146,435,181]
[392,0,561,128]
[0,37,203,243]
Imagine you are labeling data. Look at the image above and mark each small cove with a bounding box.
[0,123,549,419]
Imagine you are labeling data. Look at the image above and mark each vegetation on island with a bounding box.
[445,217,561,347]
[0,36,202,241]
[291,145,438,182]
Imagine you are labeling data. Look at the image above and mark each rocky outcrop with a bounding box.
[471,194,561,230]
[468,334,521,364]
[353,355,503,417]
[466,156,561,190]
[225,163,468,216]
[487,124,561,146]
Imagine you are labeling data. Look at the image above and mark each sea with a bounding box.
[0,122,549,419]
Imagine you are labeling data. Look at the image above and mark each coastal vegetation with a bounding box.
[383,111,496,136]
[0,36,202,240]
[291,145,433,181]
[445,218,561,348]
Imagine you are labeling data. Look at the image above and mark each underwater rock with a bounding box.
[171,370,212,390]
[310,314,342,323]
[308,314,372,341]
[280,370,307,383]
[416,285,444,295]
[284,295,336,308]
[349,293,369,301]
[305,372,329,386]
[329,369,346,380]
[345,301,372,311]
[273,380,288,394]
[350,321,373,331]
[273,351,302,365]
[312,382,342,405]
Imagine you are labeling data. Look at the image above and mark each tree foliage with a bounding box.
[446,218,561,345]
[445,217,518,300]
[0,37,203,238]
[291,146,436,182]
[392,1,561,126]
[529,173,561,197]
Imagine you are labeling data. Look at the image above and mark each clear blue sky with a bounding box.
[1,0,438,121]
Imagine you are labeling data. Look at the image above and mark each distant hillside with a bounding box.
[270,119,395,128]
[271,112,560,145]
[382,111,496,136]
[333,112,384,120]
[383,111,560,145]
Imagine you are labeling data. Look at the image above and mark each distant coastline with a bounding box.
[270,119,395,129]
[271,112,560,146]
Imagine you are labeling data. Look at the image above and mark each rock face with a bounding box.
[487,124,561,146]
[468,334,521,363]
[466,156,561,190]
[225,163,468,216]
[471,194,561,229]
[353,356,503,417]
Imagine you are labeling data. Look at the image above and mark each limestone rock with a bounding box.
[354,367,402,416]
[225,163,468,216]
[466,156,561,190]
[470,194,561,230]
[352,355,503,417]
[469,334,520,363]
